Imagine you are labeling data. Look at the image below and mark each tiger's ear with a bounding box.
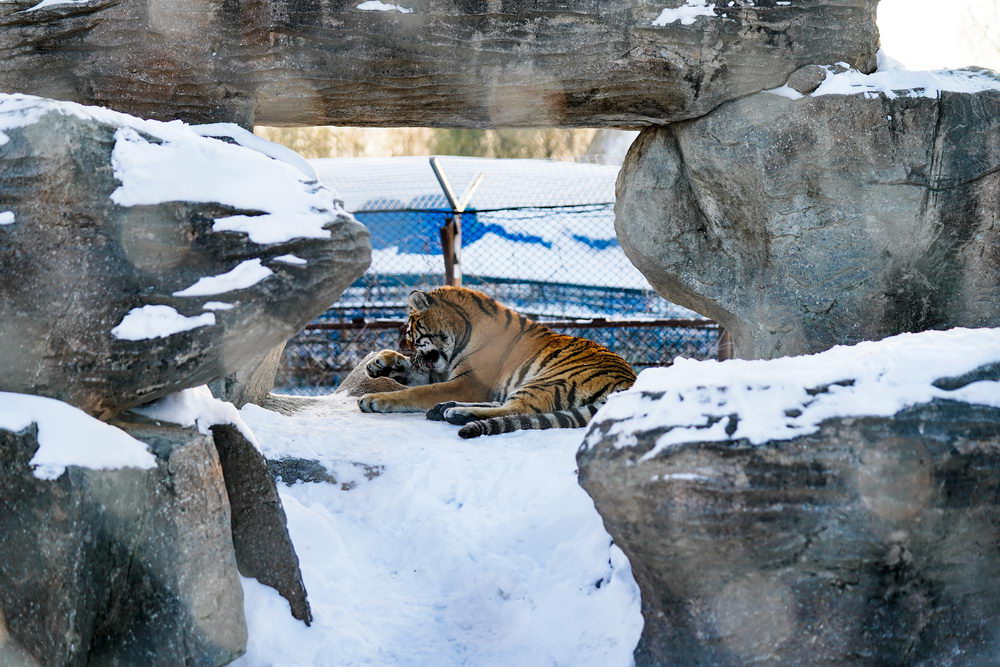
[408,290,432,312]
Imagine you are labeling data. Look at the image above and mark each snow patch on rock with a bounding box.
[0,211,14,225]
[813,64,1000,100]
[272,254,308,266]
[191,123,319,181]
[356,1,412,13]
[0,94,353,342]
[767,52,1000,101]
[0,95,343,246]
[111,305,216,340]
[0,392,156,480]
[173,259,273,297]
[134,385,259,448]
[18,0,91,12]
[108,125,342,244]
[653,1,719,26]
[586,328,1000,461]
[202,301,235,311]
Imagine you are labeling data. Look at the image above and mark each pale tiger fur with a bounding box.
[357,286,636,438]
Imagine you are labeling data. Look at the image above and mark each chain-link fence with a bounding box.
[275,156,720,394]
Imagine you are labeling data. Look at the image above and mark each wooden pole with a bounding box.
[716,328,734,361]
[439,215,459,287]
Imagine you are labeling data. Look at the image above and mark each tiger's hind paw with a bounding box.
[444,408,476,425]
[426,401,459,421]
[458,422,484,438]
[427,401,500,424]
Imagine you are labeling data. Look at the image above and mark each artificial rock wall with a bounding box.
[0,0,879,127]
[617,67,1000,359]
[0,95,370,664]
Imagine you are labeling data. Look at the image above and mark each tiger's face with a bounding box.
[401,291,458,376]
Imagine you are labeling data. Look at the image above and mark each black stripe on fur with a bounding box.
[457,404,602,438]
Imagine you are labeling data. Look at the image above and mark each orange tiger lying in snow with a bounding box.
[357,286,636,438]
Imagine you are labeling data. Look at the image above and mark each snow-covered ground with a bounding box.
[235,395,643,666]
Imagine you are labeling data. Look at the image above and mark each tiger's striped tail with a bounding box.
[458,404,603,439]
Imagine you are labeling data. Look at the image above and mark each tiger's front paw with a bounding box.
[358,393,403,413]
[366,349,411,381]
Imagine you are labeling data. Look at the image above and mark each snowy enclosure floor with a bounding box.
[234,395,642,666]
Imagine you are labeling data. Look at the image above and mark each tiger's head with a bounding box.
[400,289,472,377]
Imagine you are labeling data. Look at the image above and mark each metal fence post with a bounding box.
[429,157,483,287]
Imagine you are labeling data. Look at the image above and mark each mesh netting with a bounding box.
[276,157,720,393]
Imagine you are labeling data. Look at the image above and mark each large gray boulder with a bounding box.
[0,0,878,127]
[0,414,246,666]
[616,67,1000,359]
[0,94,370,419]
[577,328,1000,665]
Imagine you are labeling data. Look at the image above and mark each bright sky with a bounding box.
[878,0,1000,70]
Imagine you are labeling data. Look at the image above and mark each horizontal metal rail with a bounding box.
[351,201,614,216]
[302,317,717,331]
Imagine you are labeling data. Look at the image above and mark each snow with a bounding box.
[652,1,718,26]
[813,64,1000,100]
[110,305,216,340]
[235,396,642,666]
[192,123,319,181]
[0,211,14,225]
[172,259,273,297]
[211,211,334,246]
[0,392,156,481]
[0,94,353,341]
[765,84,805,101]
[133,385,259,448]
[273,254,308,265]
[586,328,1000,462]
[356,1,412,12]
[18,0,91,12]
[110,125,343,245]
[202,301,235,311]
[652,472,714,482]
[767,52,1000,101]
[0,96,340,244]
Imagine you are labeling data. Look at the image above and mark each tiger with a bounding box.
[357,286,636,438]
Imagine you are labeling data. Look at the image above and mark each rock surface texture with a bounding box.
[616,68,1000,359]
[211,424,312,624]
[577,329,1000,666]
[0,418,246,666]
[0,95,370,418]
[0,0,878,127]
